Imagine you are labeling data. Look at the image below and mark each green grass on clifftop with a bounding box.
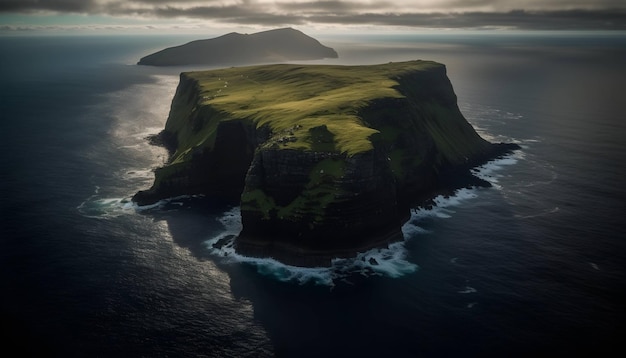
[179,60,442,156]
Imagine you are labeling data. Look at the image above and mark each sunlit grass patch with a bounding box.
[180,60,442,156]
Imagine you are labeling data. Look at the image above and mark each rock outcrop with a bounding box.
[133,60,518,266]
[138,28,338,66]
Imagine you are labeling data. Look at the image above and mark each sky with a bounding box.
[0,0,625,33]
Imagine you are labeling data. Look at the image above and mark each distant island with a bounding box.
[138,28,338,66]
[133,60,518,266]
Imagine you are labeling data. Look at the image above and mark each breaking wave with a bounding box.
[76,187,201,219]
[203,207,418,287]
[471,152,522,189]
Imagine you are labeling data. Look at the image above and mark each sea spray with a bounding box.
[471,154,520,188]
[77,192,203,219]
[203,207,417,286]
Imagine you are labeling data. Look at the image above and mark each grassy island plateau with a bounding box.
[134,60,518,266]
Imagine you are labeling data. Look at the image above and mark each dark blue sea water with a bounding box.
[1,32,625,357]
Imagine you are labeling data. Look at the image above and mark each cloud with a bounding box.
[0,0,97,12]
[0,0,624,30]
[306,9,626,30]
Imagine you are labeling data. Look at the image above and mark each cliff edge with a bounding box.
[133,60,518,266]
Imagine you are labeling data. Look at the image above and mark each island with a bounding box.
[138,28,338,66]
[133,60,519,266]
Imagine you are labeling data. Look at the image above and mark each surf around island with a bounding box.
[133,60,519,267]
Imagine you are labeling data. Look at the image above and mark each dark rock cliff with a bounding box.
[133,61,518,266]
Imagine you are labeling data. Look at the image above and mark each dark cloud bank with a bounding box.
[0,0,625,30]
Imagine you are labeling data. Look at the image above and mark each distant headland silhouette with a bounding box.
[138,28,338,66]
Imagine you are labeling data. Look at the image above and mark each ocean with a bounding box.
[1,32,625,357]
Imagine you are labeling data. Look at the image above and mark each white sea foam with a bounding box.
[461,103,529,152]
[77,195,136,219]
[203,207,418,286]
[470,152,521,189]
[131,126,170,141]
[336,242,418,278]
[404,187,479,227]
[76,189,202,219]
[203,208,334,285]
[119,169,155,181]
[458,286,477,294]
[514,206,560,219]
[401,222,430,237]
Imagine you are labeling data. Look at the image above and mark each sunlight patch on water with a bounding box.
[77,74,181,219]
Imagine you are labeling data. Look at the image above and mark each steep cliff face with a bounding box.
[134,61,517,266]
[133,74,260,205]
